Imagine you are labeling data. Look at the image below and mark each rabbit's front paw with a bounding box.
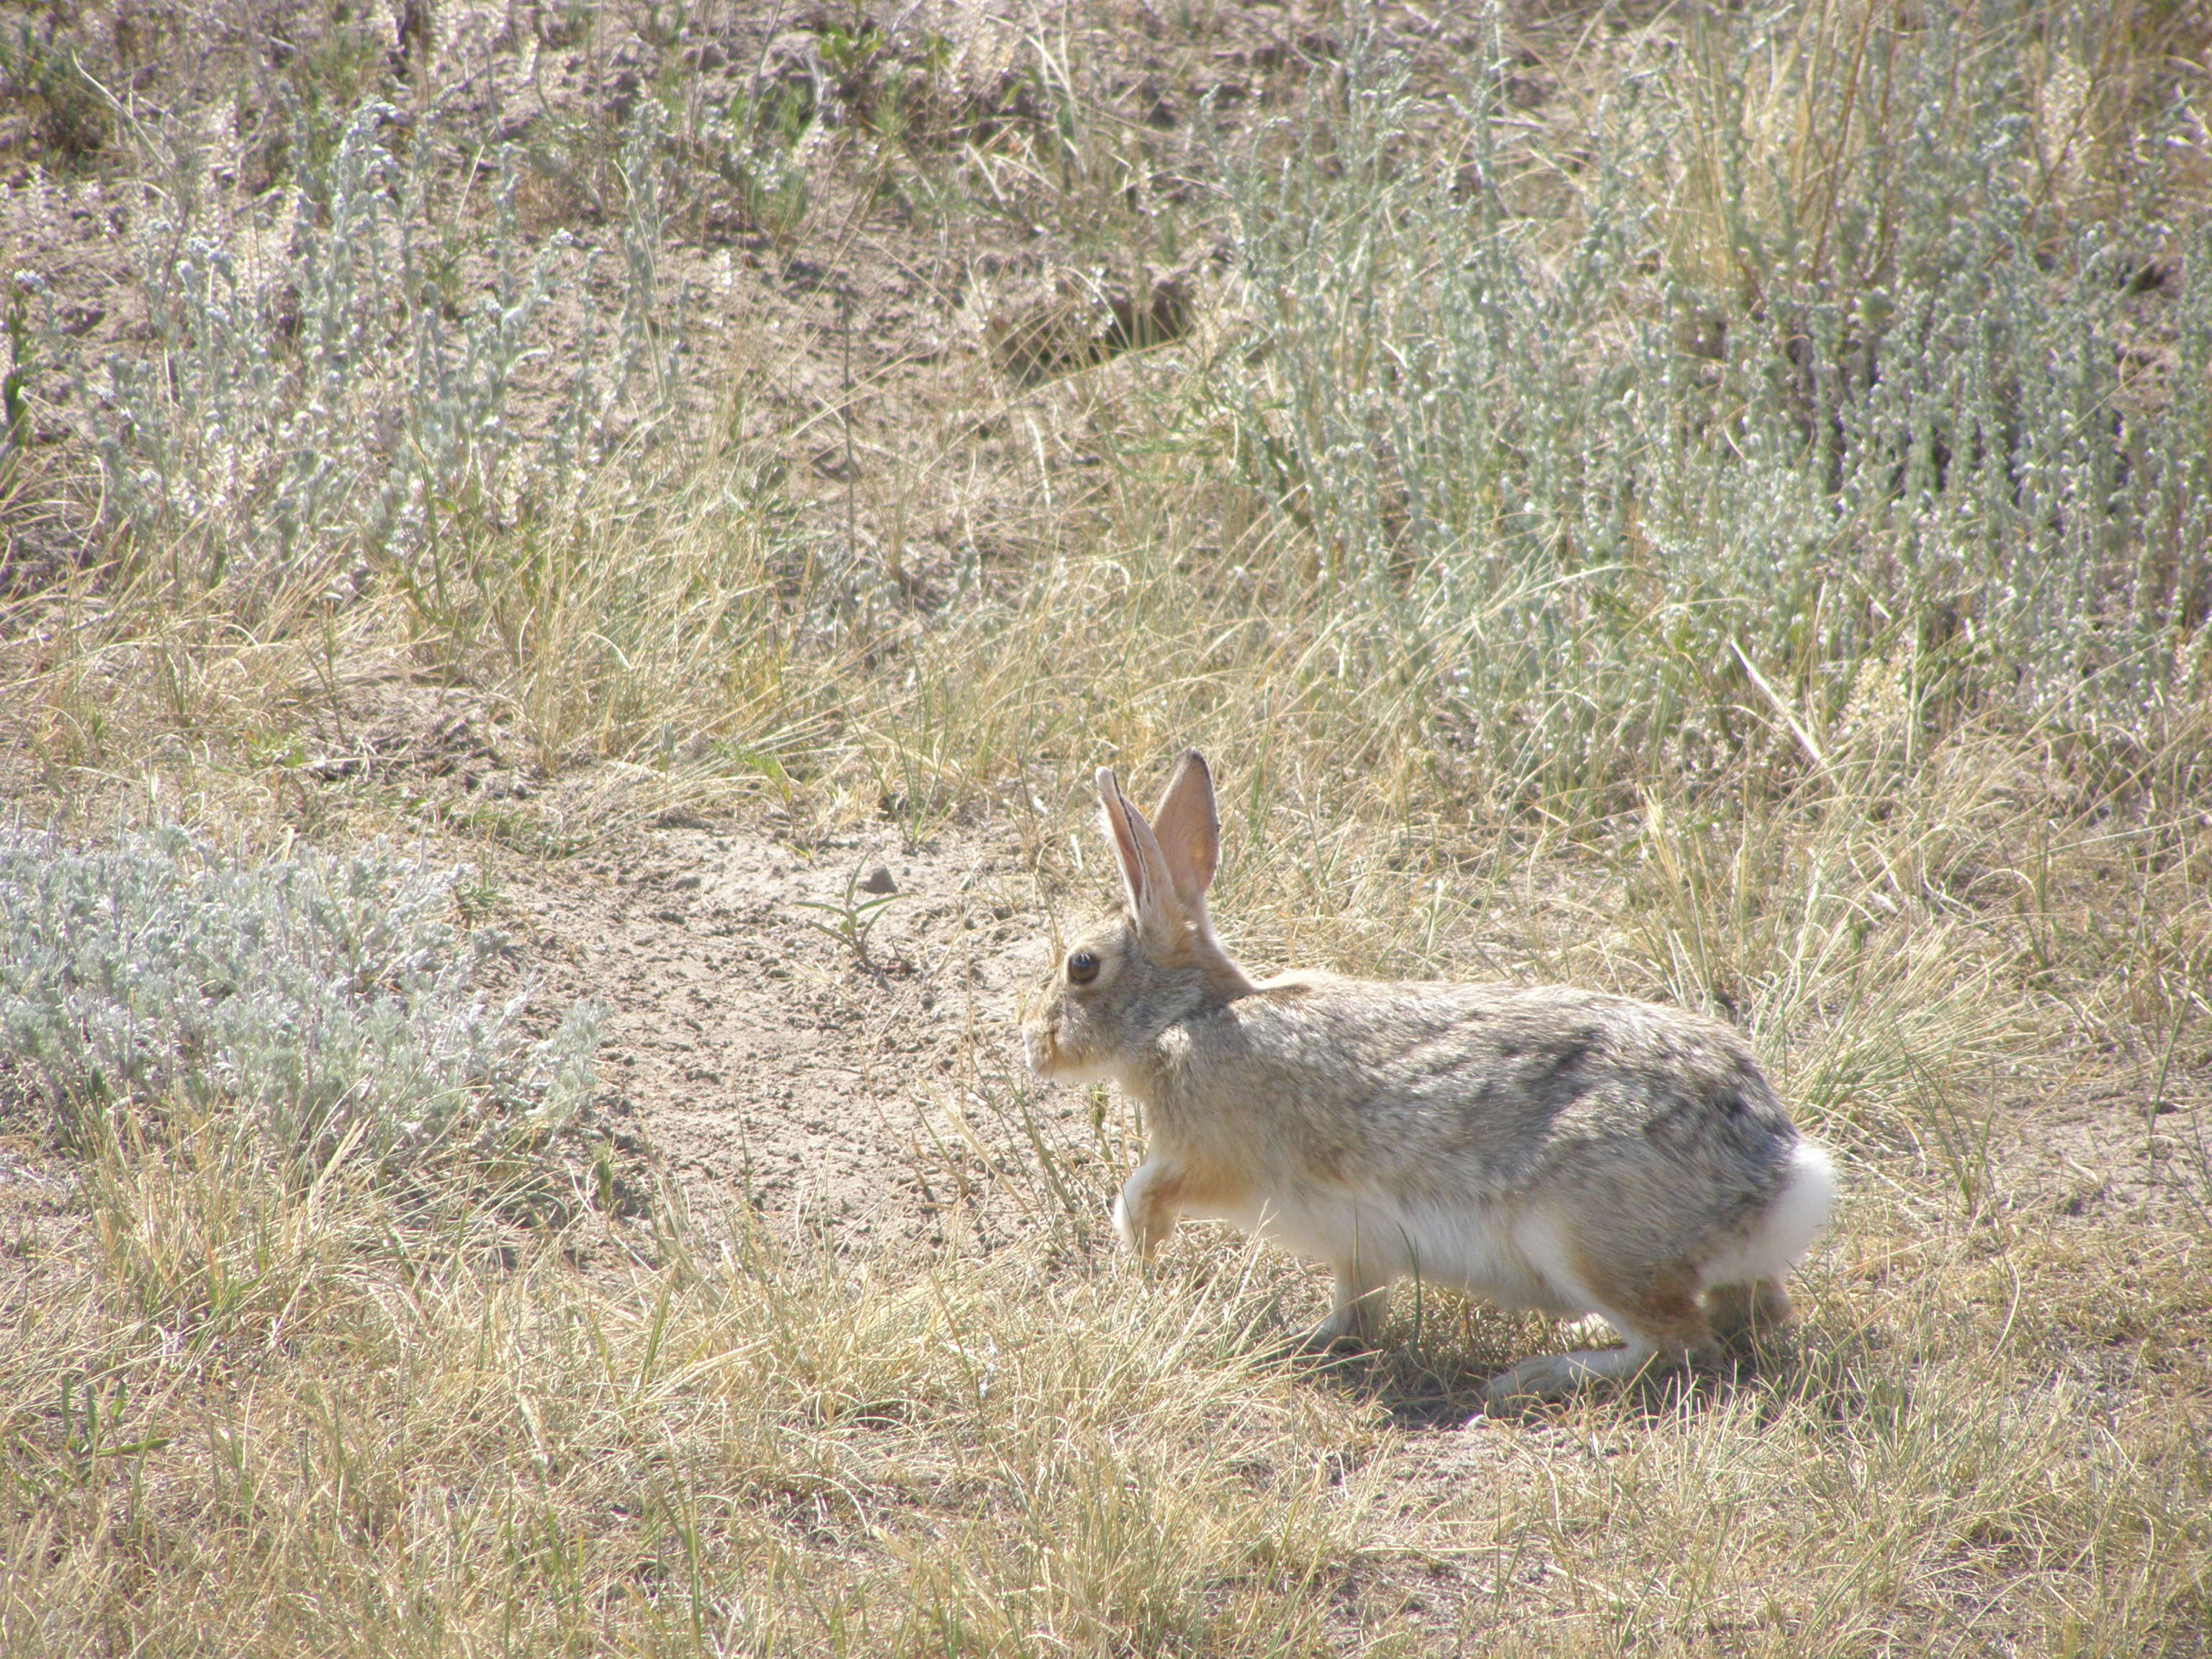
[1112,1164,1180,1257]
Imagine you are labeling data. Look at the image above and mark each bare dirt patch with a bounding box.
[480,813,1090,1244]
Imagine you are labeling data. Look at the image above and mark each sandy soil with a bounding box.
[510,815,1067,1237]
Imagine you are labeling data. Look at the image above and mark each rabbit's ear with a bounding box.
[1098,766,1177,933]
[1150,750,1219,910]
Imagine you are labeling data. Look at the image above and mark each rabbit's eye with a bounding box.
[1067,950,1100,985]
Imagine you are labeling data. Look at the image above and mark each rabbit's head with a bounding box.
[1022,750,1251,1085]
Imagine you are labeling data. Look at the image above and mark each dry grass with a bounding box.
[3,0,2211,1652]
[4,1084,2208,1654]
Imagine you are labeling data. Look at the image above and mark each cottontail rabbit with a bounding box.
[1022,751,1835,1410]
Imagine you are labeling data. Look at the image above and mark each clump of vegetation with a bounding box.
[82,99,685,591]
[1215,17,2209,815]
[0,825,598,1174]
[0,19,109,164]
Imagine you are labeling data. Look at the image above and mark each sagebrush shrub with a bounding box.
[0,826,598,1172]
[1222,13,2211,809]
[63,94,686,598]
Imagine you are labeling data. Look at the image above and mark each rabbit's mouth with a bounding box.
[1022,1015,1110,1084]
[1021,976,1076,1076]
[1022,1020,1073,1078]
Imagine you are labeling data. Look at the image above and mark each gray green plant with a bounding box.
[58,90,691,601]
[0,825,598,1175]
[1215,14,2211,815]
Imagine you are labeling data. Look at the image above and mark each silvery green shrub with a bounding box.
[67,93,686,592]
[0,827,598,1173]
[1220,12,2210,804]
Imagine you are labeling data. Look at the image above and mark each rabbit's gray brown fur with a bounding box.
[1022,750,1835,1411]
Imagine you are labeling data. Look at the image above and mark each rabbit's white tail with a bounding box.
[1701,1138,1836,1288]
[1772,1139,1838,1264]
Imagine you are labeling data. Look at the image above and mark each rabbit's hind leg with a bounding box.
[1704,1276,1793,1359]
[1478,1339,1658,1410]
[1478,1259,1719,1414]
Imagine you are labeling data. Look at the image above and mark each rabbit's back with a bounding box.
[1150,976,1802,1218]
